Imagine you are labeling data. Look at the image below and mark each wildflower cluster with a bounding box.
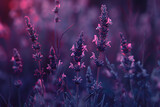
[4,3,159,107]
[120,33,135,72]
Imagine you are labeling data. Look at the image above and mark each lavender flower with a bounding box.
[24,16,38,43]
[11,48,23,74]
[46,46,57,74]
[11,49,23,87]
[71,32,87,63]
[72,76,82,85]
[120,33,135,72]
[70,31,87,107]
[132,61,151,106]
[25,16,43,61]
[134,61,149,87]
[14,80,23,88]
[69,62,85,72]
[90,52,104,67]
[91,5,112,91]
[53,0,60,23]
[86,66,94,93]
[11,48,23,107]
[91,80,102,91]
[25,16,44,78]
[92,5,112,52]
[70,32,87,83]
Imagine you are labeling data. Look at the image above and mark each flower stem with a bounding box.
[8,76,11,107]
[96,52,103,88]
[76,72,79,107]
[18,88,21,107]
[96,67,100,88]
[38,61,44,96]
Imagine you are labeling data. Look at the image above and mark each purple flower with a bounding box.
[93,5,112,52]
[86,66,94,93]
[25,16,43,61]
[25,16,38,43]
[46,46,57,74]
[11,48,23,73]
[32,52,43,61]
[14,79,23,88]
[71,32,87,62]
[120,33,135,71]
[69,62,85,72]
[52,0,60,23]
[70,31,87,74]
[25,16,44,79]
[91,80,102,91]
[73,76,82,85]
[90,52,104,67]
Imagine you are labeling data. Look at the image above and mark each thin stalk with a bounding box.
[8,76,12,107]
[76,72,79,107]
[96,52,103,87]
[18,88,21,107]
[54,23,57,53]
[142,33,145,65]
[38,60,45,96]
[129,79,135,99]
[96,67,100,88]
[58,24,74,58]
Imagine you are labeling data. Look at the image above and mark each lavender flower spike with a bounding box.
[24,16,43,62]
[47,46,57,74]
[120,33,135,71]
[86,66,94,93]
[11,48,23,73]
[94,5,112,52]
[71,31,87,62]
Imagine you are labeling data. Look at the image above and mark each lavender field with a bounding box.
[0,0,160,107]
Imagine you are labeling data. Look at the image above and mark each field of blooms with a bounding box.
[0,0,160,107]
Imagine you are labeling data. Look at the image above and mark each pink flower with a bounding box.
[107,17,112,25]
[71,53,74,56]
[62,73,66,79]
[82,51,85,57]
[78,62,80,66]
[92,35,98,45]
[70,45,75,51]
[96,24,101,30]
[11,57,15,62]
[58,60,63,66]
[105,41,111,47]
[128,55,135,62]
[128,43,132,49]
[80,62,86,68]
[83,45,88,51]
[69,63,74,69]
[90,52,96,59]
